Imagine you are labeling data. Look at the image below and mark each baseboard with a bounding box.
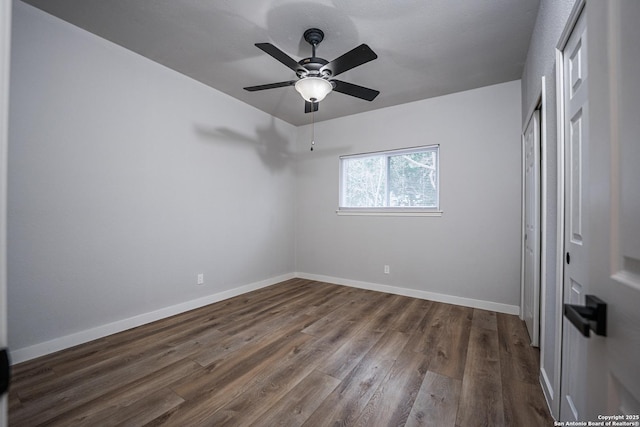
[11,271,520,364]
[10,272,295,364]
[295,272,521,315]
[540,367,554,401]
[540,368,557,419]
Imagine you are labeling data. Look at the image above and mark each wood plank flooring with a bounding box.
[9,279,554,426]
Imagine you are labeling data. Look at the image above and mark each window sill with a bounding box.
[336,209,443,217]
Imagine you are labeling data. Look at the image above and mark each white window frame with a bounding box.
[337,145,442,217]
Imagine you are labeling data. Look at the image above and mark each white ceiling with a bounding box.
[21,0,540,126]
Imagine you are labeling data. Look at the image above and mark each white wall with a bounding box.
[8,1,527,363]
[520,0,577,418]
[295,80,522,313]
[8,1,296,361]
[522,0,578,122]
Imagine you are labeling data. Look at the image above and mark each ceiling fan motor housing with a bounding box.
[299,28,331,78]
[298,57,329,77]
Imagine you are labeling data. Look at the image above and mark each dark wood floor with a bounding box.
[9,278,553,426]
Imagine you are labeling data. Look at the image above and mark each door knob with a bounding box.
[566,252,571,264]
[564,295,607,337]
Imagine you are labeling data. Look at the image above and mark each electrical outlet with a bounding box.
[197,273,204,285]
[384,265,390,274]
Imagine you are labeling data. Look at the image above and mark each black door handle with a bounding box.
[0,348,9,395]
[566,252,571,264]
[564,295,607,337]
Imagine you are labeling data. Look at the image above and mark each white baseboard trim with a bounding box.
[295,272,521,315]
[10,272,295,364]
[540,367,556,419]
[11,271,520,364]
[540,367,554,401]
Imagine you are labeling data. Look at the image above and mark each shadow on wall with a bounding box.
[296,130,352,170]
[194,116,294,171]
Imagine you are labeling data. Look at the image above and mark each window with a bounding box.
[339,145,440,216]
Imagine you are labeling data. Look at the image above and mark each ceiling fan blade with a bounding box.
[304,101,319,114]
[331,80,380,101]
[321,44,377,77]
[243,80,297,92]
[255,43,305,73]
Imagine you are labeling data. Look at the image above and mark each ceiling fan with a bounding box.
[243,28,380,113]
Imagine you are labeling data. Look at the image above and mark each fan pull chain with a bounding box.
[310,98,316,151]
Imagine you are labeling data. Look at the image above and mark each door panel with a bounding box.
[523,110,540,346]
[564,278,585,419]
[569,39,583,96]
[569,111,583,245]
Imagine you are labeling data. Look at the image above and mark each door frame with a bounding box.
[0,0,11,425]
[553,0,586,419]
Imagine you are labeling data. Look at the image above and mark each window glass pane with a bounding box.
[342,155,387,207]
[388,150,437,207]
[339,145,438,210]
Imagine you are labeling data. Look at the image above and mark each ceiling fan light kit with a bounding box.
[294,77,333,102]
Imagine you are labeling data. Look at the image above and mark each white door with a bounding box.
[592,0,640,417]
[523,110,540,346]
[560,1,640,421]
[560,8,590,419]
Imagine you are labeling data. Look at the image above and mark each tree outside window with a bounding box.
[340,145,439,211]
